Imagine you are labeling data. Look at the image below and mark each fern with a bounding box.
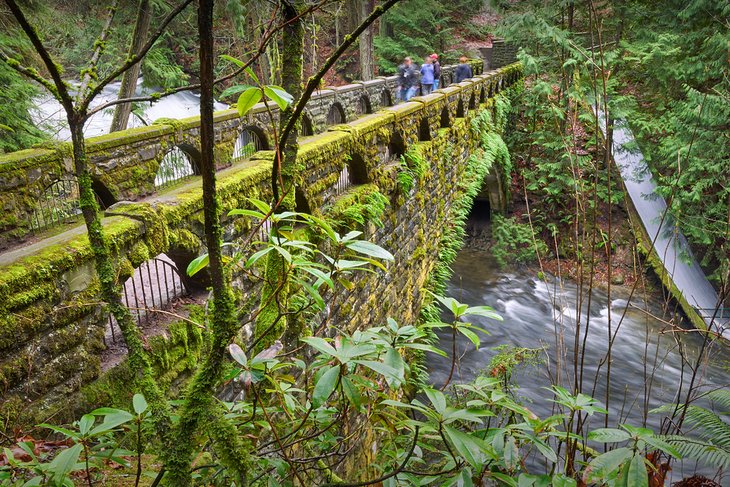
[659,390,730,470]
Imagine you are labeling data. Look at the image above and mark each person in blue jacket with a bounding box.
[454,56,473,83]
[420,56,435,95]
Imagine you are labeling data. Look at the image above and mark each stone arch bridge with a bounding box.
[0,60,523,427]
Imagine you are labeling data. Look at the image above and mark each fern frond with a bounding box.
[682,405,730,447]
[663,435,730,470]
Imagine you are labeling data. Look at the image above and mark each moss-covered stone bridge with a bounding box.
[0,59,523,428]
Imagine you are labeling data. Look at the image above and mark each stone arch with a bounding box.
[300,112,315,136]
[456,98,465,118]
[29,178,81,232]
[387,131,405,162]
[115,252,189,326]
[155,145,198,189]
[380,89,392,107]
[295,187,311,213]
[440,106,451,128]
[233,126,269,160]
[348,153,369,184]
[358,94,373,115]
[91,176,116,209]
[335,153,368,195]
[418,117,431,141]
[327,102,347,125]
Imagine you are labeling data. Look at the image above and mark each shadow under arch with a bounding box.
[327,102,347,125]
[91,176,117,209]
[418,118,431,141]
[479,86,486,104]
[456,98,465,118]
[380,89,392,108]
[295,187,311,213]
[469,92,476,110]
[440,106,451,128]
[233,125,270,160]
[359,94,373,114]
[387,131,405,161]
[300,112,315,136]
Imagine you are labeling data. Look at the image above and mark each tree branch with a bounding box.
[85,0,333,119]
[80,0,195,113]
[320,427,419,487]
[77,0,119,103]
[0,51,59,96]
[3,0,73,109]
[272,0,401,200]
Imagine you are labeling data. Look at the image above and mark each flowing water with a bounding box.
[32,78,228,141]
[427,243,730,481]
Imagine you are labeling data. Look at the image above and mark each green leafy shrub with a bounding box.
[491,214,548,266]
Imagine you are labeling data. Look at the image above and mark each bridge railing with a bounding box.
[0,60,484,250]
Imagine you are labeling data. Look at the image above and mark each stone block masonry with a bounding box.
[0,62,523,429]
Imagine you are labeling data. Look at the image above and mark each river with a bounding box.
[427,235,730,482]
[32,78,228,141]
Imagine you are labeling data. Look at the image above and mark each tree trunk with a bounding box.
[359,0,375,80]
[110,0,152,132]
[163,0,249,482]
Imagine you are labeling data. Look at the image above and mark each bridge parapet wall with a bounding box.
[0,62,521,428]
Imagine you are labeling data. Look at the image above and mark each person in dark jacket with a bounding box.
[431,53,441,90]
[454,56,473,83]
[397,57,420,102]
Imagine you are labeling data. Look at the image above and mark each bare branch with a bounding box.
[3,0,73,109]
[80,0,195,113]
[0,51,59,96]
[77,0,120,102]
[86,0,334,119]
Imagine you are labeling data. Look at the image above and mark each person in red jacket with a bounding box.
[431,53,441,90]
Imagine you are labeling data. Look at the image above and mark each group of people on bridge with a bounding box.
[397,54,474,102]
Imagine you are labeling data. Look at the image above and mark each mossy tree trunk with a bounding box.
[110,0,152,132]
[162,0,250,483]
[254,0,305,353]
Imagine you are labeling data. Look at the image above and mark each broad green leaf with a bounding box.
[47,443,82,479]
[78,414,95,435]
[245,67,260,84]
[345,240,395,261]
[245,246,275,267]
[584,447,632,482]
[504,435,519,470]
[220,54,246,68]
[187,253,209,277]
[247,198,271,214]
[624,454,648,487]
[444,425,491,470]
[383,348,405,385]
[341,376,363,408]
[237,87,263,117]
[642,435,682,459]
[132,394,148,415]
[228,208,266,218]
[551,474,577,487]
[229,343,247,366]
[302,337,338,357]
[424,387,447,415]
[354,360,400,384]
[263,86,293,110]
[90,410,135,435]
[459,327,481,349]
[588,428,631,443]
[219,84,253,99]
[312,365,340,407]
[464,305,503,321]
